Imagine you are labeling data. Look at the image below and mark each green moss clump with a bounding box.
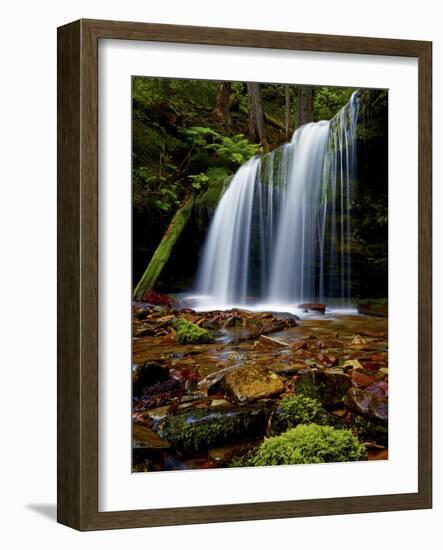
[173,318,214,344]
[232,424,367,467]
[277,395,322,424]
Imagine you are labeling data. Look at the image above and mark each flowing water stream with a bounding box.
[192,92,360,312]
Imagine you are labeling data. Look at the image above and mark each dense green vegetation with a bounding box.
[132,78,387,297]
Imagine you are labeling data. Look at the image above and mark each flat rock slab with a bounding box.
[133,424,171,450]
[223,364,285,403]
[254,334,289,350]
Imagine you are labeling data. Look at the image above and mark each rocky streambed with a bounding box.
[132,294,388,472]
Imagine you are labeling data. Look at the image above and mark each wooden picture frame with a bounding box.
[57,18,432,530]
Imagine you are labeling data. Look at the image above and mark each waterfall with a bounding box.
[193,92,359,311]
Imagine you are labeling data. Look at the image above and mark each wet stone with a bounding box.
[223,364,286,403]
[294,369,352,408]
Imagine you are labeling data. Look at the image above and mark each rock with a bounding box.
[200,317,221,330]
[365,380,388,399]
[271,394,345,435]
[270,362,306,375]
[255,334,289,350]
[132,362,169,396]
[315,353,338,367]
[197,364,241,390]
[208,441,258,464]
[345,387,388,422]
[357,299,388,317]
[144,405,170,422]
[294,369,352,408]
[290,339,307,352]
[342,359,364,370]
[226,352,245,361]
[158,403,272,453]
[351,371,376,388]
[210,398,232,407]
[142,289,177,307]
[353,414,388,446]
[223,364,285,403]
[132,424,170,450]
[298,303,326,314]
[367,447,389,460]
[350,335,368,349]
[134,323,156,337]
[133,377,184,412]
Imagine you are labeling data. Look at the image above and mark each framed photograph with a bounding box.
[57,19,432,530]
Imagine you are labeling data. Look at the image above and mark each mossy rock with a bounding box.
[158,403,271,454]
[231,424,367,467]
[271,395,344,435]
[173,318,214,344]
[294,370,352,408]
[356,298,388,317]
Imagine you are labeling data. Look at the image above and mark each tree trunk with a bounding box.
[133,195,194,300]
[296,85,314,128]
[285,84,291,140]
[218,81,232,125]
[247,82,269,152]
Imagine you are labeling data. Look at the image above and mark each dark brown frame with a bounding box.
[57,18,432,531]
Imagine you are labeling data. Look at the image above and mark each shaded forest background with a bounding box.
[132,78,388,298]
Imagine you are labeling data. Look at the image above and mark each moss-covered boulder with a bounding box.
[223,364,285,403]
[294,369,352,408]
[173,318,214,344]
[232,424,367,467]
[271,395,344,435]
[158,403,271,453]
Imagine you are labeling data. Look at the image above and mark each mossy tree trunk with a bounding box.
[133,195,194,300]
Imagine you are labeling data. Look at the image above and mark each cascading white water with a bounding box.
[193,92,359,311]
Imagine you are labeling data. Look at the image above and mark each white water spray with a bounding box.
[193,92,360,310]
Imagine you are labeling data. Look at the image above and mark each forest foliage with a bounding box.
[133,78,354,229]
